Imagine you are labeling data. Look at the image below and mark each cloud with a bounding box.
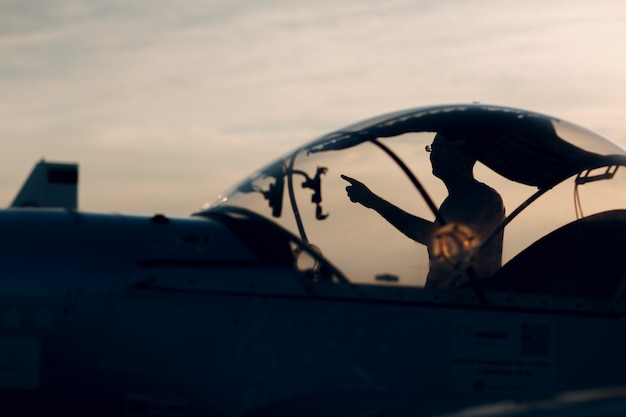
[1,0,626,214]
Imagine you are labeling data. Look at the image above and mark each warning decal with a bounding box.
[450,320,554,394]
[521,324,551,356]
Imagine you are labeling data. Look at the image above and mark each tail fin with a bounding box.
[10,159,78,209]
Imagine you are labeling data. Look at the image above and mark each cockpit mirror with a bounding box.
[263,175,285,218]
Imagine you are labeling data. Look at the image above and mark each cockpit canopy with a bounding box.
[308,105,622,188]
[201,104,626,299]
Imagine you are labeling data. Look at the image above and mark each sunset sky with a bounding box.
[2,0,625,216]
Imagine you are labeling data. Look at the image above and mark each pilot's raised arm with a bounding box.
[342,133,505,288]
[341,174,435,245]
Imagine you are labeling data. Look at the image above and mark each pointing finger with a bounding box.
[340,174,357,184]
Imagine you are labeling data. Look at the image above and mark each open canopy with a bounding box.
[306,104,626,189]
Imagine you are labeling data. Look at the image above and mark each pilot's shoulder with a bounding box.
[476,181,504,203]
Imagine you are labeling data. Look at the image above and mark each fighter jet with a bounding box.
[2,104,626,416]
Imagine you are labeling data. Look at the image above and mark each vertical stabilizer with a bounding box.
[10,160,78,209]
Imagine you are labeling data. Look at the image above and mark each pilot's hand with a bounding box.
[341,174,376,209]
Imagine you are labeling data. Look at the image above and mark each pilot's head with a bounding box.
[428,133,476,180]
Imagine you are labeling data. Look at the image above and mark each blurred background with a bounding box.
[2,0,625,216]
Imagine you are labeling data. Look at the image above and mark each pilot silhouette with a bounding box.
[342,133,505,288]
